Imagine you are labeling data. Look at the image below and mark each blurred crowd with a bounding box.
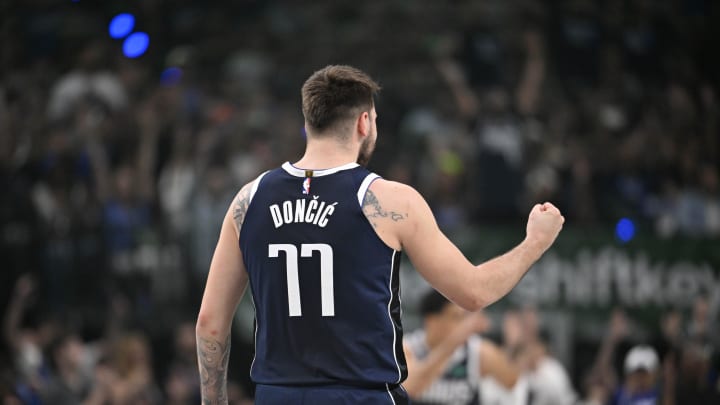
[1,0,719,403]
[503,296,720,405]
[3,273,719,404]
[404,288,719,405]
[2,274,253,404]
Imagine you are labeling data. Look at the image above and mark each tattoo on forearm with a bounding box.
[197,334,231,405]
[362,190,407,228]
[232,185,252,232]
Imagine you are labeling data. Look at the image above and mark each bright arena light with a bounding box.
[108,13,135,39]
[616,218,636,243]
[122,32,149,58]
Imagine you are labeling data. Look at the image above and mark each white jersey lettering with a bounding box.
[269,197,337,229]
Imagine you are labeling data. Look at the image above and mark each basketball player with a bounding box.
[195,65,564,405]
[404,289,527,405]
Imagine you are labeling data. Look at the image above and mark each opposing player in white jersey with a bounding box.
[404,289,528,405]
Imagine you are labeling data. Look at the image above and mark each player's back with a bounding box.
[240,162,407,388]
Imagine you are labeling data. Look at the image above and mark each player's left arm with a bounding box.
[196,183,252,405]
[479,340,520,389]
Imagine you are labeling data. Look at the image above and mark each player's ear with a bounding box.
[356,111,370,137]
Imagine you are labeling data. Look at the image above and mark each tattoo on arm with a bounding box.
[232,184,252,233]
[197,334,231,405]
[362,190,407,228]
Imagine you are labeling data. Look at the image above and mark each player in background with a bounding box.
[404,289,528,405]
[195,65,564,404]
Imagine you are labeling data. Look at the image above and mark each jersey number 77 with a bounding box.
[268,243,335,317]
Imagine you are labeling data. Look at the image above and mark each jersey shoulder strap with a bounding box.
[356,171,381,207]
[248,170,270,203]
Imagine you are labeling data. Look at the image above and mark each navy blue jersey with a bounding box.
[239,162,407,388]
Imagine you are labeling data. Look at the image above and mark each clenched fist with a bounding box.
[525,202,564,253]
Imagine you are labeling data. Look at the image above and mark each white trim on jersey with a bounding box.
[386,383,397,405]
[247,171,267,379]
[357,173,381,206]
[249,170,269,202]
[249,294,259,378]
[388,250,402,384]
[281,161,359,177]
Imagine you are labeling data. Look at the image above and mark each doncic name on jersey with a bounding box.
[269,195,338,228]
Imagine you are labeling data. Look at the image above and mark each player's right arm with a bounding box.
[365,180,563,310]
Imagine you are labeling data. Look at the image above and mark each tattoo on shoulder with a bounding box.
[232,184,252,232]
[362,189,407,228]
[197,334,231,405]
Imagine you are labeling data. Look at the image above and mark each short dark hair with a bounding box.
[301,65,381,134]
[419,289,451,317]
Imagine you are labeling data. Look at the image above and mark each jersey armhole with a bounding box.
[357,173,403,252]
[357,173,381,207]
[239,171,269,242]
[249,170,269,203]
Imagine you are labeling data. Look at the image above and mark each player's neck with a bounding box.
[294,138,359,169]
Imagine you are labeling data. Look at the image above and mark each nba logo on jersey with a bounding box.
[302,177,311,194]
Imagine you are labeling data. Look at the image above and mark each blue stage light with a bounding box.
[123,32,149,58]
[616,218,636,243]
[109,13,135,39]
